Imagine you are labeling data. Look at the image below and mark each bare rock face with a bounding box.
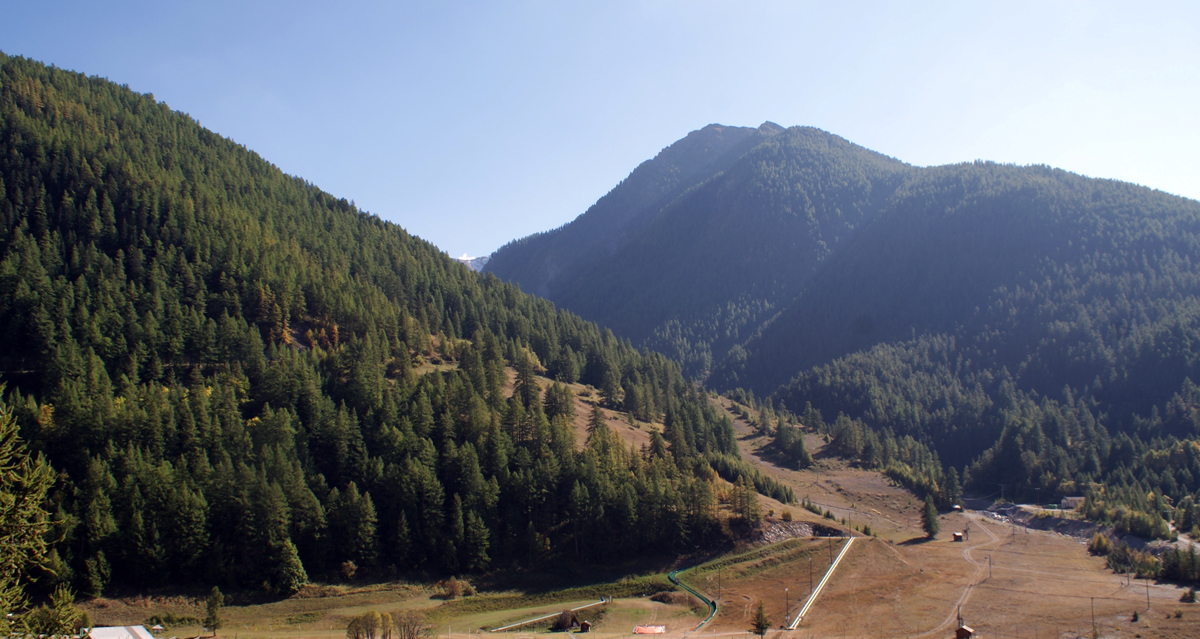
[759,521,816,544]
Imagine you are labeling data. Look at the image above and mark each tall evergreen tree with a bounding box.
[921,494,939,539]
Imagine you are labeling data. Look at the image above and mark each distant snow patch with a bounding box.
[455,253,491,272]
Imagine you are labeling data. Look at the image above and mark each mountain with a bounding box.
[487,124,913,377]
[454,254,490,272]
[491,121,1200,542]
[0,52,763,599]
[486,122,765,298]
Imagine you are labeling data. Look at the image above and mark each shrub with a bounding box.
[393,611,430,639]
[1182,588,1196,604]
[1088,532,1111,556]
[781,509,793,522]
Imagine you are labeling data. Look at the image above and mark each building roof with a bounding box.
[90,626,157,639]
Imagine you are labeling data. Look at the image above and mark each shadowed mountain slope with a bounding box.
[488,125,914,376]
[491,122,1200,538]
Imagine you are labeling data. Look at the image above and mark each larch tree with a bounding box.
[0,395,55,634]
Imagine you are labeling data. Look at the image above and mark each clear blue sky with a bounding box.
[4,1,1198,258]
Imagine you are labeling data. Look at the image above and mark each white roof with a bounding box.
[90,626,157,639]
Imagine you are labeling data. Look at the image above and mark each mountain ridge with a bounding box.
[489,123,914,376]
[0,52,752,599]
[487,121,1200,542]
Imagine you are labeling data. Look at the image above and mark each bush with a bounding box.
[1088,532,1111,556]
[781,509,793,522]
[1182,588,1197,604]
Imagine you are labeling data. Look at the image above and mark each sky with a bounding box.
[3,1,1198,258]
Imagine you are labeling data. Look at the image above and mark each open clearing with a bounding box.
[694,399,1200,639]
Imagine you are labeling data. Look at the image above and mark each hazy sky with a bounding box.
[4,1,1197,258]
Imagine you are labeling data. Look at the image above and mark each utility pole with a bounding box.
[1147,579,1151,611]
[808,557,813,596]
[784,587,789,627]
[988,555,992,579]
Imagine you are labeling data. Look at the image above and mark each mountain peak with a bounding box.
[758,121,785,135]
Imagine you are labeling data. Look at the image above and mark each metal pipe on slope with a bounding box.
[787,536,856,630]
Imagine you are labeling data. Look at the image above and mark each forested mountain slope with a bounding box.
[488,125,913,376]
[486,122,762,299]
[0,53,750,597]
[714,162,1200,399]
[708,161,1200,548]
[491,118,1200,549]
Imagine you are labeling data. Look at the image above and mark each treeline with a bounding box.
[0,52,745,597]
[722,391,956,508]
[776,337,1200,538]
[1090,532,1200,585]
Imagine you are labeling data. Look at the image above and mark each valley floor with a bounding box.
[75,393,1200,639]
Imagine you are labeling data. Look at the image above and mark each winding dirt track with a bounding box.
[914,512,1002,638]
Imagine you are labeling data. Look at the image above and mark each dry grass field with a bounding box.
[693,398,1200,639]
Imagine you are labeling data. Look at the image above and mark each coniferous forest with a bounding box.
[0,53,745,599]
[9,42,1200,606]
[490,119,1200,546]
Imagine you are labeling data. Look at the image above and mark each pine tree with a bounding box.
[922,494,940,539]
[751,601,770,637]
[268,539,308,595]
[463,511,491,572]
[203,587,223,636]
